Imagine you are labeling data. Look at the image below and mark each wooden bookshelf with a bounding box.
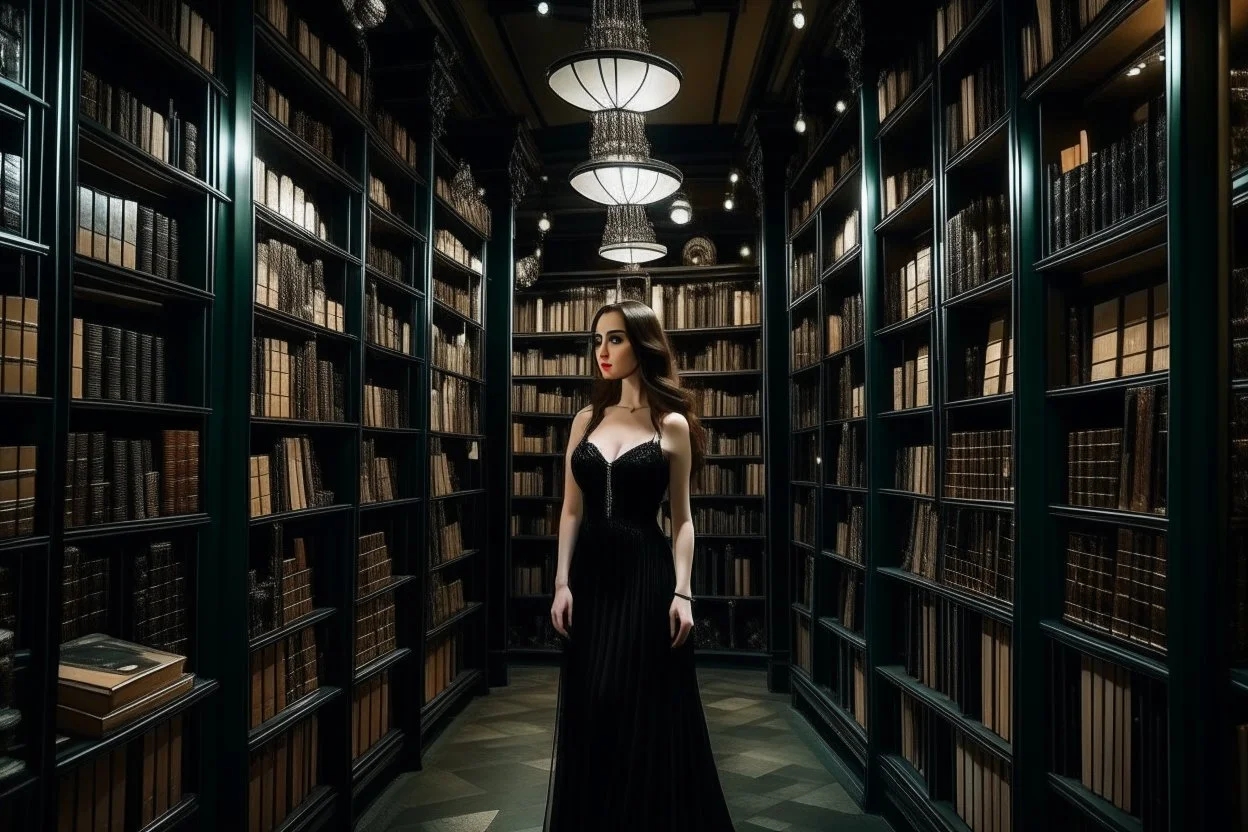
[506,266,768,662]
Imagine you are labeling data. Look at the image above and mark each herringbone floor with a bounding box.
[356,664,891,832]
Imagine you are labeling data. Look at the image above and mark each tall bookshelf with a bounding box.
[506,265,769,665]
[781,0,1234,829]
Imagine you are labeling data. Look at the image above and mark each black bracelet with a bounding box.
[674,591,693,603]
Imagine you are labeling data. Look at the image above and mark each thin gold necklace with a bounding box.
[611,404,650,413]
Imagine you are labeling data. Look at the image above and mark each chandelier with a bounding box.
[570,109,682,205]
[546,0,682,113]
[599,204,666,265]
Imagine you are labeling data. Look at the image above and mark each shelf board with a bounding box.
[824,341,865,363]
[428,430,484,442]
[365,342,420,365]
[1034,203,1165,274]
[943,272,1014,309]
[879,488,936,502]
[0,75,46,111]
[667,323,762,337]
[512,330,592,341]
[56,677,219,771]
[877,665,1012,760]
[140,794,200,832]
[431,365,484,385]
[252,107,361,195]
[72,398,211,418]
[945,114,1010,175]
[0,534,49,556]
[943,392,1013,411]
[369,202,424,243]
[826,415,867,427]
[255,204,361,265]
[433,193,491,244]
[368,130,426,186]
[878,406,934,421]
[352,729,405,791]
[875,181,934,236]
[513,451,562,458]
[275,786,336,832]
[429,549,482,573]
[789,162,862,241]
[248,687,342,751]
[878,76,934,142]
[511,375,590,383]
[431,488,486,501]
[512,411,573,420]
[507,646,561,656]
[942,496,1013,512]
[696,648,770,659]
[362,425,422,437]
[875,309,932,339]
[820,549,865,570]
[819,616,867,650]
[878,567,1013,623]
[512,494,560,502]
[1049,504,1168,530]
[0,393,52,407]
[936,0,999,69]
[359,496,423,512]
[63,512,210,542]
[420,668,483,734]
[792,602,812,618]
[0,773,35,803]
[879,754,970,832]
[789,281,821,311]
[366,267,422,299]
[790,360,821,379]
[825,483,868,494]
[253,306,356,344]
[822,247,863,284]
[80,118,230,202]
[694,595,766,602]
[698,413,762,422]
[1022,0,1163,101]
[254,17,364,127]
[251,416,356,431]
[249,504,353,526]
[432,248,483,279]
[250,608,337,652]
[680,369,762,379]
[1040,619,1168,680]
[790,666,868,749]
[426,600,484,640]
[1047,774,1143,832]
[74,256,212,304]
[93,0,226,94]
[0,227,49,258]
[1233,667,1248,695]
[354,647,413,685]
[431,297,484,330]
[698,533,766,540]
[1046,370,1168,399]
[691,493,764,501]
[355,574,418,606]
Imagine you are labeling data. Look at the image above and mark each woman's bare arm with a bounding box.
[664,413,694,596]
[555,408,592,590]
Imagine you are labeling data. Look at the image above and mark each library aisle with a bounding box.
[356,666,892,832]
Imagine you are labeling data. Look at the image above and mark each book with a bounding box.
[57,634,187,714]
[57,673,193,738]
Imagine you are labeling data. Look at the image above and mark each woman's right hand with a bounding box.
[551,585,573,638]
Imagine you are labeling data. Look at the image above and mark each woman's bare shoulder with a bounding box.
[660,411,689,434]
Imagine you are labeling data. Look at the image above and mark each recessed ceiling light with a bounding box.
[723,193,735,211]
[537,1,550,15]
[835,100,847,113]
[1126,66,1142,77]
[739,244,751,258]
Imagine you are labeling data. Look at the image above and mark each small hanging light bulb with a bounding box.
[538,212,552,233]
[723,192,735,212]
[791,0,805,30]
[835,100,847,113]
[794,109,807,134]
[537,1,550,15]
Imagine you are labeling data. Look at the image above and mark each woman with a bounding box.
[543,300,735,831]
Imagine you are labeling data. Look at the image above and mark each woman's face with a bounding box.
[593,310,638,380]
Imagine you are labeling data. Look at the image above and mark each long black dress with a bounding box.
[543,429,735,832]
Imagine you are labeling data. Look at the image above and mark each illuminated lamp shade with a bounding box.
[599,204,666,264]
[546,0,682,113]
[669,192,692,225]
[569,109,682,205]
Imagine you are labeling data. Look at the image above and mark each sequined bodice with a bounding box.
[571,434,669,529]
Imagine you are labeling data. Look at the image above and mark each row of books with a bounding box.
[0,294,35,396]
[76,186,179,281]
[692,462,764,496]
[362,382,406,429]
[946,60,1005,155]
[511,348,593,377]
[1067,384,1167,514]
[791,314,819,369]
[665,505,764,536]
[1232,69,1248,172]
[962,315,1015,399]
[253,156,331,243]
[945,429,1013,502]
[1047,102,1166,253]
[367,242,404,283]
[352,671,392,761]
[827,292,866,353]
[891,343,931,411]
[794,616,811,675]
[430,501,470,565]
[247,715,320,832]
[654,282,761,330]
[792,250,817,301]
[247,436,334,518]
[825,209,861,268]
[372,105,421,170]
[511,384,586,416]
[365,282,413,355]
[510,506,555,536]
[792,377,819,429]
[790,146,860,230]
[797,553,813,609]
[1064,529,1166,651]
[428,574,467,630]
[834,502,865,563]
[64,430,200,528]
[368,174,399,217]
[0,444,33,539]
[836,570,862,631]
[433,229,483,275]
[0,5,19,84]
[57,634,193,739]
[133,540,189,655]
[686,386,759,418]
[72,319,167,404]
[424,631,461,705]
[833,359,866,420]
[432,323,480,379]
[512,285,629,334]
[512,465,562,498]
[896,443,936,495]
[357,531,395,598]
[793,492,815,546]
[512,559,551,596]
[1064,284,1169,387]
[1021,0,1113,82]
[511,422,571,455]
[255,238,345,333]
[80,70,199,178]
[707,428,764,457]
[61,545,108,641]
[676,339,759,373]
[249,628,319,730]
[883,166,929,216]
[829,422,864,489]
[883,246,931,326]
[254,74,333,163]
[247,528,314,638]
[945,195,1011,298]
[251,336,344,422]
[902,504,1016,604]
[260,0,364,110]
[877,35,933,124]
[935,0,991,52]
[354,595,396,669]
[360,438,398,504]
[435,176,491,238]
[433,272,482,324]
[1232,268,1248,377]
[131,0,216,74]
[431,444,476,498]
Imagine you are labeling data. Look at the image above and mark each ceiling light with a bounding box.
[723,192,735,211]
[569,109,682,205]
[541,174,549,181]
[669,192,692,225]
[538,212,552,232]
[1126,66,1141,77]
[535,245,543,258]
[599,204,666,264]
[1159,54,1165,61]
[729,170,739,184]
[537,1,549,14]
[477,186,486,197]
[794,111,807,134]
[546,0,683,113]
[835,100,847,113]
[739,244,751,258]
[791,0,806,30]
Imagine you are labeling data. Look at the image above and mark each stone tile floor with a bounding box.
[356,665,892,832]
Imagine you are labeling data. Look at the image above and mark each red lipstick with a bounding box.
[600,362,612,371]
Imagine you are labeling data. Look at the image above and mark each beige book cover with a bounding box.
[58,634,187,714]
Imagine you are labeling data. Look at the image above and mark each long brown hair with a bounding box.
[586,299,706,471]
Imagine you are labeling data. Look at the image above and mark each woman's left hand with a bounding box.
[670,595,693,648]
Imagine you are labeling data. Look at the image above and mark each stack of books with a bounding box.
[57,634,192,738]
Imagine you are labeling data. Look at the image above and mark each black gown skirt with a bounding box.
[543,433,735,832]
